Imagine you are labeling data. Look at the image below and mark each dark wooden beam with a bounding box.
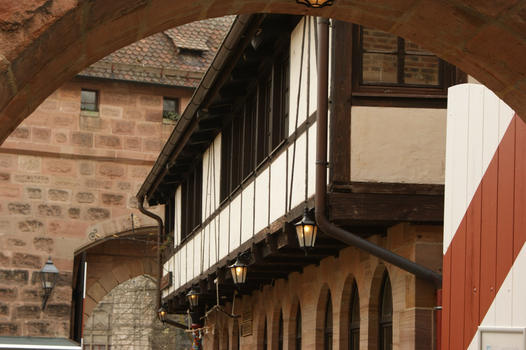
[198,116,224,131]
[329,192,444,222]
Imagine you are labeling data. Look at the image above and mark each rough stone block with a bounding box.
[79,162,95,175]
[80,116,109,132]
[26,188,43,199]
[47,220,89,238]
[145,109,162,122]
[87,282,107,303]
[71,132,94,148]
[86,208,110,220]
[124,109,143,120]
[139,95,162,107]
[0,186,21,198]
[47,189,69,202]
[137,123,157,136]
[101,193,125,206]
[53,132,68,144]
[26,322,51,336]
[68,208,81,219]
[0,304,8,316]
[0,288,18,301]
[7,239,26,247]
[37,204,63,217]
[76,192,96,204]
[43,304,70,318]
[43,159,75,175]
[144,139,163,152]
[0,173,9,181]
[0,252,9,266]
[0,155,15,170]
[52,115,76,129]
[15,305,41,319]
[95,134,122,149]
[12,253,42,269]
[17,220,44,233]
[59,101,80,113]
[117,181,132,192]
[123,136,142,150]
[98,164,125,179]
[0,323,19,336]
[0,270,29,285]
[129,196,138,208]
[32,128,51,143]
[9,127,30,140]
[101,91,136,107]
[22,289,42,301]
[112,120,135,135]
[8,203,31,215]
[98,272,119,293]
[18,156,41,172]
[33,238,54,254]
[39,100,58,111]
[51,177,81,188]
[100,106,121,118]
[85,179,112,190]
[13,175,49,184]
[130,166,149,179]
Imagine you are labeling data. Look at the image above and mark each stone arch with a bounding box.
[337,273,357,350]
[315,283,331,349]
[364,263,388,350]
[83,259,157,323]
[2,0,526,145]
[257,305,268,350]
[287,295,301,350]
[270,300,282,350]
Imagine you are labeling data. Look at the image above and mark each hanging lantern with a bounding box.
[296,0,334,8]
[40,256,59,309]
[228,254,248,285]
[295,207,318,252]
[186,287,200,308]
[157,304,168,322]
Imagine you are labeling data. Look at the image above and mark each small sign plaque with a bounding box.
[243,307,252,321]
[241,320,252,337]
[160,272,172,290]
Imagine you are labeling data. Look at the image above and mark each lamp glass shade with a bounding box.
[40,257,59,295]
[186,289,200,308]
[158,305,167,322]
[295,208,318,250]
[296,0,334,8]
[229,259,248,284]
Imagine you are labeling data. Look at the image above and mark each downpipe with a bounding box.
[314,17,442,347]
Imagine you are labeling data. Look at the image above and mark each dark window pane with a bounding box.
[381,277,392,317]
[362,53,398,83]
[81,90,98,111]
[163,98,179,121]
[404,55,439,85]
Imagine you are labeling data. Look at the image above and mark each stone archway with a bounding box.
[1,0,526,144]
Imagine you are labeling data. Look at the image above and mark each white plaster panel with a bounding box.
[351,106,447,185]
[203,224,210,271]
[288,133,307,210]
[307,123,317,198]
[229,195,241,253]
[174,186,182,246]
[186,239,194,282]
[242,182,255,243]
[180,245,187,287]
[219,206,230,260]
[269,152,287,224]
[254,169,270,234]
[208,218,219,269]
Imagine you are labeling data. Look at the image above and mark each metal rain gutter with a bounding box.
[314,18,443,290]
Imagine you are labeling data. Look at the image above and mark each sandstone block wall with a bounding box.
[0,76,191,337]
[203,223,443,350]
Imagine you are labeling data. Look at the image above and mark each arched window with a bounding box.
[349,281,360,350]
[379,273,393,350]
[324,292,333,350]
[278,311,284,350]
[296,306,302,350]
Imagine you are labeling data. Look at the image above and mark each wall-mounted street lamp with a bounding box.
[228,252,250,285]
[295,207,318,253]
[157,303,168,323]
[186,287,200,309]
[40,256,59,309]
[296,0,334,8]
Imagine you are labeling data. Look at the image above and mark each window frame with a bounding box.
[80,89,99,113]
[351,25,455,102]
[162,97,180,122]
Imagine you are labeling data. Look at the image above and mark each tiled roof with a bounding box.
[78,16,235,87]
